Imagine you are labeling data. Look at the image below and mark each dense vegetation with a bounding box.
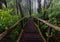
[0,9,20,33]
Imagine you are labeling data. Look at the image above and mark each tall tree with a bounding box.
[38,0,41,13]
[29,0,32,16]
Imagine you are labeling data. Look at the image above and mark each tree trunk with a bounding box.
[38,0,41,13]
[29,0,32,16]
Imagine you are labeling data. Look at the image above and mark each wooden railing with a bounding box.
[0,16,26,41]
[34,18,60,31]
[34,22,46,42]
[37,18,60,31]
[0,17,60,42]
[16,29,24,42]
[34,18,60,42]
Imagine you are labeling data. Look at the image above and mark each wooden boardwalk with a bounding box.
[19,18,43,42]
[0,17,60,42]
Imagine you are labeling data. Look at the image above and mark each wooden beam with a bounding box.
[34,22,46,42]
[16,29,24,42]
[37,18,60,31]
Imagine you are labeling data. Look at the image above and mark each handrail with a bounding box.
[33,22,46,42]
[16,29,24,42]
[9,16,26,29]
[0,16,26,41]
[36,18,60,31]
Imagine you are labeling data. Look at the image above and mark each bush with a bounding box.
[0,9,20,33]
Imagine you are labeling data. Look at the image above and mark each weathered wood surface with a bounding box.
[19,17,43,42]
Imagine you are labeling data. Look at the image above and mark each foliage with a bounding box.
[32,0,60,38]
[0,9,20,33]
[44,2,60,37]
[47,4,60,26]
